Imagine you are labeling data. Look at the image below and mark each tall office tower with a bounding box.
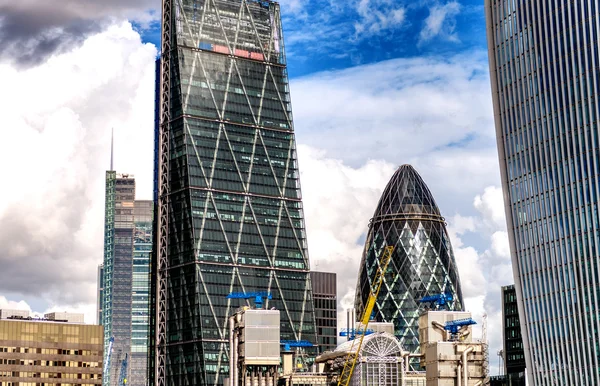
[485,1,600,384]
[151,1,318,386]
[502,285,526,386]
[355,165,463,356]
[97,264,104,325]
[310,271,337,353]
[102,172,153,386]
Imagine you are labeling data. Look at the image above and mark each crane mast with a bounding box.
[337,246,394,386]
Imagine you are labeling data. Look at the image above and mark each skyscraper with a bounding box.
[97,264,104,325]
[102,172,153,386]
[486,1,600,384]
[151,1,318,385]
[310,271,337,353]
[355,165,463,356]
[502,285,526,386]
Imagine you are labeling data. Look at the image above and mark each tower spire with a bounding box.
[110,128,114,171]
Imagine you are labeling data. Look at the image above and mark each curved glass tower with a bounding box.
[355,165,463,355]
[486,1,600,384]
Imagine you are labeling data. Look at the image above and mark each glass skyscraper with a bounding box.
[486,1,600,384]
[355,165,463,356]
[310,271,337,353]
[150,1,318,385]
[102,172,153,386]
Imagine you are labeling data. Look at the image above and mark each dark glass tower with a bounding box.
[310,271,337,353]
[486,1,600,384]
[502,285,526,386]
[151,1,317,385]
[355,165,463,355]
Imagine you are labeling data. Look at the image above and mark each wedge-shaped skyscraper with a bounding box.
[355,165,463,355]
[150,1,317,386]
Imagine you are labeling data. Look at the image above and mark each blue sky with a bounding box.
[135,0,488,77]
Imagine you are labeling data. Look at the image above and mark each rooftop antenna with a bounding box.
[110,128,114,171]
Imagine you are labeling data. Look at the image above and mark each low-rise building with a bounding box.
[0,309,103,386]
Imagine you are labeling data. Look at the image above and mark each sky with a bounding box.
[0,0,512,376]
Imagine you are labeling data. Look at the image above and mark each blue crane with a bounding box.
[444,318,477,334]
[118,353,128,386]
[338,328,374,341]
[419,292,453,310]
[226,292,272,309]
[280,340,315,351]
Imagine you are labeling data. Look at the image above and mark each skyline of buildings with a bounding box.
[354,164,464,357]
[100,172,153,386]
[150,1,319,385]
[486,0,600,384]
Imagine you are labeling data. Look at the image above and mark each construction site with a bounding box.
[223,246,490,386]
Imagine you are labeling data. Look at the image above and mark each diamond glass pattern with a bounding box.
[151,1,318,385]
[355,165,464,355]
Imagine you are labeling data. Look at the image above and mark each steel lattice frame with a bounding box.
[155,0,171,385]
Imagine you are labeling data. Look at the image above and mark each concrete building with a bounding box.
[485,0,600,384]
[0,310,103,386]
[310,272,337,353]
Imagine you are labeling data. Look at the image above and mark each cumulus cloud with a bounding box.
[447,184,514,375]
[354,0,406,36]
[291,51,493,166]
[299,145,396,323]
[0,22,157,307]
[419,1,462,43]
[0,0,157,66]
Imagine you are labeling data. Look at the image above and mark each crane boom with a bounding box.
[337,246,394,386]
[103,337,114,376]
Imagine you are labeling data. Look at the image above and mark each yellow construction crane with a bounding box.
[337,245,394,386]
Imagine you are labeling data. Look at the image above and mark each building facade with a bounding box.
[101,173,152,386]
[0,311,103,386]
[502,285,525,386]
[151,1,318,385]
[97,265,104,326]
[355,165,463,356]
[310,272,337,353]
[486,1,600,384]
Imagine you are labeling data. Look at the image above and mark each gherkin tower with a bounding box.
[150,1,318,386]
[355,165,463,355]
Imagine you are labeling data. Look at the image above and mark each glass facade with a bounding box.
[102,174,153,386]
[151,1,318,385]
[486,0,600,384]
[310,271,337,353]
[355,165,463,356]
[502,285,525,386]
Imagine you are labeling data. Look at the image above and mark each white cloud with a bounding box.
[0,296,33,312]
[354,0,406,36]
[419,1,462,43]
[474,186,507,230]
[0,22,157,307]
